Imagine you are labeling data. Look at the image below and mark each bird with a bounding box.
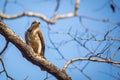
[25,20,45,59]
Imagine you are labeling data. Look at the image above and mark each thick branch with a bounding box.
[0,21,71,80]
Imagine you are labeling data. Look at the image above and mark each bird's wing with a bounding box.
[25,29,32,45]
[38,31,45,56]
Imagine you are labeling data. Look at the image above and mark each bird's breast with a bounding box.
[29,33,42,54]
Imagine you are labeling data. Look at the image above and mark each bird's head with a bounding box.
[29,20,40,32]
[32,20,40,25]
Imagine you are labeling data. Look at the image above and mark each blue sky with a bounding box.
[0,0,120,80]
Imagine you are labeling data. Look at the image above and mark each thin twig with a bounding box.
[0,39,9,55]
[54,0,60,16]
[47,24,92,80]
[110,47,120,60]
[0,57,14,80]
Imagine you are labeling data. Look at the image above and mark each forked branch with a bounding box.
[0,21,71,80]
[0,0,80,24]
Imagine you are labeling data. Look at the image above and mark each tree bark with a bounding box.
[0,20,72,80]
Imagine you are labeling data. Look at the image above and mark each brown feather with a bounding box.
[25,21,45,58]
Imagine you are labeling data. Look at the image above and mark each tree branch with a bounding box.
[0,39,9,55]
[0,0,80,24]
[0,57,14,80]
[0,21,71,80]
[63,57,120,71]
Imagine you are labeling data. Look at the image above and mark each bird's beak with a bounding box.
[35,21,40,24]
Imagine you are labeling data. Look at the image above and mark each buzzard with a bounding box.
[25,21,45,58]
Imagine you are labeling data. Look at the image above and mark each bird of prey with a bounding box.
[25,20,45,58]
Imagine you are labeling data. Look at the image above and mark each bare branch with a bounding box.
[104,26,117,40]
[0,70,4,75]
[100,71,120,80]
[47,25,92,80]
[44,73,52,80]
[0,0,80,24]
[63,57,120,71]
[0,0,8,20]
[79,16,120,26]
[47,26,66,59]
[0,12,75,24]
[0,39,9,55]
[111,0,120,11]
[110,47,120,60]
[54,0,60,16]
[74,0,80,15]
[0,21,71,80]
[0,57,14,80]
